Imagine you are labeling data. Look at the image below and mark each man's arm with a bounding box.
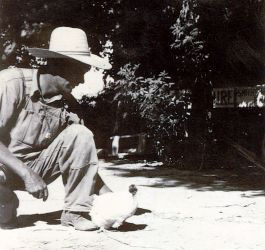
[0,71,48,200]
[0,140,48,201]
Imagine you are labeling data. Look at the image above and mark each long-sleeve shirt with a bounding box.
[0,67,82,163]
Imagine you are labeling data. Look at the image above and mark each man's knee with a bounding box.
[59,124,98,170]
[62,124,95,149]
[65,124,94,141]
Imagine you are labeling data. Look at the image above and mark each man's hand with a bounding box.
[23,169,48,201]
[0,141,48,201]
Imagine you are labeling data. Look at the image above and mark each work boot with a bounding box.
[60,210,97,231]
[0,185,19,229]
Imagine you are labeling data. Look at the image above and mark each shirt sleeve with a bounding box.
[0,75,24,133]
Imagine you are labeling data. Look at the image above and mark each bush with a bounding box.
[114,63,191,165]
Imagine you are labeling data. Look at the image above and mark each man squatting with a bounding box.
[0,27,112,230]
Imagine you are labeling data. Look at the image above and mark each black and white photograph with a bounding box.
[0,1,265,249]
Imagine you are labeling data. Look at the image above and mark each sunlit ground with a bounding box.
[2,159,265,250]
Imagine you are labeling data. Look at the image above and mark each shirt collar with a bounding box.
[31,69,63,103]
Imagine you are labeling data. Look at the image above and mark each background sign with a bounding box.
[213,86,265,108]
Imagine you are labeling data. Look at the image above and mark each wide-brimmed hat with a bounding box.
[27,27,112,70]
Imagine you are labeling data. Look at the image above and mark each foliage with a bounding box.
[0,0,179,76]
[197,0,265,85]
[1,0,265,168]
[78,0,264,167]
[170,0,213,168]
[1,0,264,82]
[0,0,116,68]
[171,0,212,88]
[113,63,191,164]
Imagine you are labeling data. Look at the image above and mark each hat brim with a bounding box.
[27,48,112,70]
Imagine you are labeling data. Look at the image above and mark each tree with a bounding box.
[1,0,264,80]
[0,0,179,75]
[197,0,265,86]
[170,0,213,167]
[109,63,190,164]
[1,0,265,167]
[0,0,118,68]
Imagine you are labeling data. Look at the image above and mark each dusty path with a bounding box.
[1,159,265,250]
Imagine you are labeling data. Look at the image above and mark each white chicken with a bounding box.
[90,184,138,231]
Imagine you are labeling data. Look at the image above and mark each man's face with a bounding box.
[51,59,91,94]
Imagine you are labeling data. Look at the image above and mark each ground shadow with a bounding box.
[114,207,150,232]
[16,208,151,230]
[105,160,265,197]
[106,156,157,166]
[117,222,147,232]
[17,210,62,228]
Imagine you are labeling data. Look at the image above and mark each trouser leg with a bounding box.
[0,124,107,214]
[0,164,19,226]
[30,124,102,212]
[0,184,19,227]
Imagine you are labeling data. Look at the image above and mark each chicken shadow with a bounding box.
[17,210,62,229]
[135,207,151,215]
[116,221,147,232]
[115,207,151,232]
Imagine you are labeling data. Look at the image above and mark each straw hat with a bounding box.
[27,27,112,70]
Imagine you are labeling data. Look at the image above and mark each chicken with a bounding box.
[90,184,138,231]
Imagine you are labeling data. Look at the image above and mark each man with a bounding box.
[0,27,112,230]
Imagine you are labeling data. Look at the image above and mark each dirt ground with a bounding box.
[1,159,265,250]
